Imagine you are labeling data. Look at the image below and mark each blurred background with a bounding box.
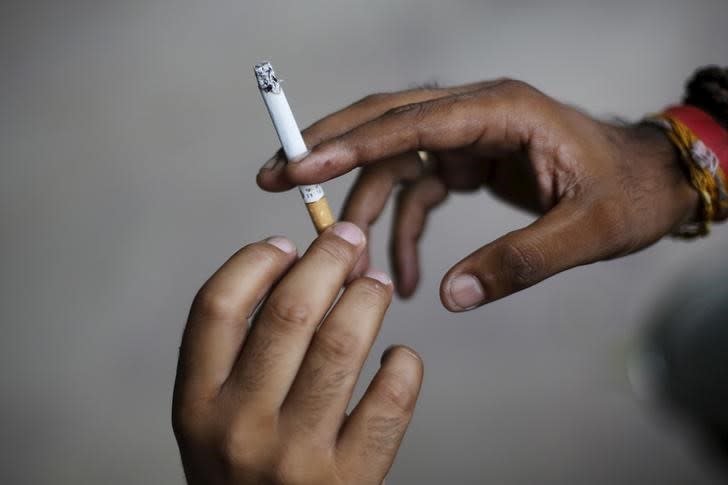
[2,0,728,483]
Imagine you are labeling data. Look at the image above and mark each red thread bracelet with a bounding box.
[664,105,728,174]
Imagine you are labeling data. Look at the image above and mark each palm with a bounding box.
[436,148,544,214]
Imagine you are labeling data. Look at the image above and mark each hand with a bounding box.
[257,80,699,311]
[172,223,423,484]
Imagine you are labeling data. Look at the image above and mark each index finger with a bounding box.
[257,82,494,192]
[174,237,297,402]
[283,79,533,186]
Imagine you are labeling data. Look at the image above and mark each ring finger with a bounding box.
[280,270,394,443]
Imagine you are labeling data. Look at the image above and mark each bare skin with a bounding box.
[257,79,699,311]
[173,223,423,484]
[173,80,700,483]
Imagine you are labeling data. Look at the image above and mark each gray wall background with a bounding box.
[2,0,728,483]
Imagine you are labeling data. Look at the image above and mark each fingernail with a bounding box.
[331,222,365,246]
[260,154,283,171]
[448,274,485,310]
[265,236,296,254]
[288,150,310,164]
[364,269,392,286]
[381,345,422,365]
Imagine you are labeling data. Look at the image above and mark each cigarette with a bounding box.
[254,61,335,234]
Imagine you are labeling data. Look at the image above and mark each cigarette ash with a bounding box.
[254,62,282,94]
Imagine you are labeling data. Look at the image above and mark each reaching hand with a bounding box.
[173,223,422,484]
[257,80,698,311]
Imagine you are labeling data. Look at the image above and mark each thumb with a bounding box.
[440,198,632,311]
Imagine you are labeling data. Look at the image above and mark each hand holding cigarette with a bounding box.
[255,62,335,233]
[258,79,699,311]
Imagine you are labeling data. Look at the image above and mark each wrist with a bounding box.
[636,123,700,232]
[646,124,700,230]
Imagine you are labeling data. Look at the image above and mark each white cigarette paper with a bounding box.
[254,62,325,204]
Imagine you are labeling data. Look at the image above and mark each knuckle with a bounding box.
[316,330,360,365]
[266,297,312,331]
[192,286,238,321]
[269,456,304,485]
[500,78,536,96]
[385,100,427,119]
[270,445,332,485]
[218,413,276,474]
[498,239,546,290]
[495,79,546,109]
[316,237,356,266]
[217,415,323,482]
[219,428,255,471]
[191,243,278,320]
[374,372,417,414]
[363,414,407,457]
[356,92,391,107]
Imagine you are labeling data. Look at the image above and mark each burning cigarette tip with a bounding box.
[254,61,282,94]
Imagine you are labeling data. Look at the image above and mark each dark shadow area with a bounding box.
[644,259,728,473]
